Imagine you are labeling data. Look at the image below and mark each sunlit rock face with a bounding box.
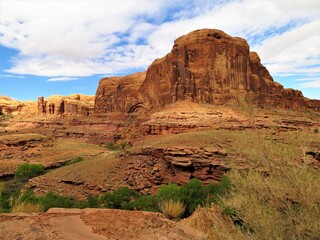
[95,29,319,113]
[37,94,95,116]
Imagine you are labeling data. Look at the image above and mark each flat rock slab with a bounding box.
[0,208,205,240]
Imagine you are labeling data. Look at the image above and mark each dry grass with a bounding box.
[11,194,44,213]
[0,133,46,144]
[11,201,44,213]
[211,130,320,240]
[158,199,186,220]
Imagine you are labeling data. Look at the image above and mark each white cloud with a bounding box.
[47,77,78,82]
[296,79,320,89]
[295,76,320,89]
[0,74,24,78]
[252,18,320,90]
[0,0,319,96]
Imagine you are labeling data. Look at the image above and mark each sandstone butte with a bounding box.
[1,28,319,116]
[95,29,320,113]
[0,94,94,116]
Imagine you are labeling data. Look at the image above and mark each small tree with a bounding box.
[100,187,138,210]
[14,164,45,181]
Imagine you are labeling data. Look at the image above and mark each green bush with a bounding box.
[84,195,100,208]
[100,187,138,210]
[156,183,187,202]
[38,192,77,211]
[0,181,24,212]
[14,164,45,181]
[66,156,84,165]
[133,195,158,212]
[0,185,13,212]
[184,179,208,214]
[105,141,118,150]
[205,176,231,198]
[156,178,231,216]
[105,141,128,151]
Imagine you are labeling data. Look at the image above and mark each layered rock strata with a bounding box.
[95,29,320,113]
[112,146,233,194]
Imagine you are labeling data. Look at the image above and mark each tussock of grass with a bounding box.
[158,199,185,220]
[11,193,44,213]
[11,201,44,213]
[212,130,320,240]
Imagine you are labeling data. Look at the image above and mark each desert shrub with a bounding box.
[14,163,45,181]
[100,187,138,210]
[66,156,84,165]
[158,199,185,220]
[38,192,77,211]
[133,195,158,212]
[156,182,187,202]
[156,179,230,216]
[105,141,118,151]
[105,141,128,151]
[314,128,319,134]
[0,185,12,212]
[84,195,101,208]
[184,179,208,214]
[0,181,24,212]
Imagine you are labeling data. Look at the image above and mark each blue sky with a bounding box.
[0,0,319,100]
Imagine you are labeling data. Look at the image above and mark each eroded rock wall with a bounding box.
[95,29,319,112]
[37,94,94,116]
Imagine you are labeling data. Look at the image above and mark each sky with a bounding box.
[0,0,319,101]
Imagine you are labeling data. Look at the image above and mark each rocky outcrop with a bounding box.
[111,146,233,194]
[95,29,320,113]
[1,94,95,116]
[95,72,146,113]
[37,94,94,116]
[0,96,35,115]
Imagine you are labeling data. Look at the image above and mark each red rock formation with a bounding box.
[37,94,95,116]
[0,96,33,115]
[95,29,320,112]
[1,94,94,116]
[95,72,146,113]
[110,146,231,194]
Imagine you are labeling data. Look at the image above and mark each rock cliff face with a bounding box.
[95,29,319,113]
[95,72,145,113]
[0,96,36,115]
[37,94,95,116]
[0,94,94,116]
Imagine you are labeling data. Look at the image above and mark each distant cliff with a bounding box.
[95,29,320,113]
[0,94,94,116]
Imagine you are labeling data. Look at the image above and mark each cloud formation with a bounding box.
[0,0,319,91]
[0,74,24,79]
[47,77,78,82]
